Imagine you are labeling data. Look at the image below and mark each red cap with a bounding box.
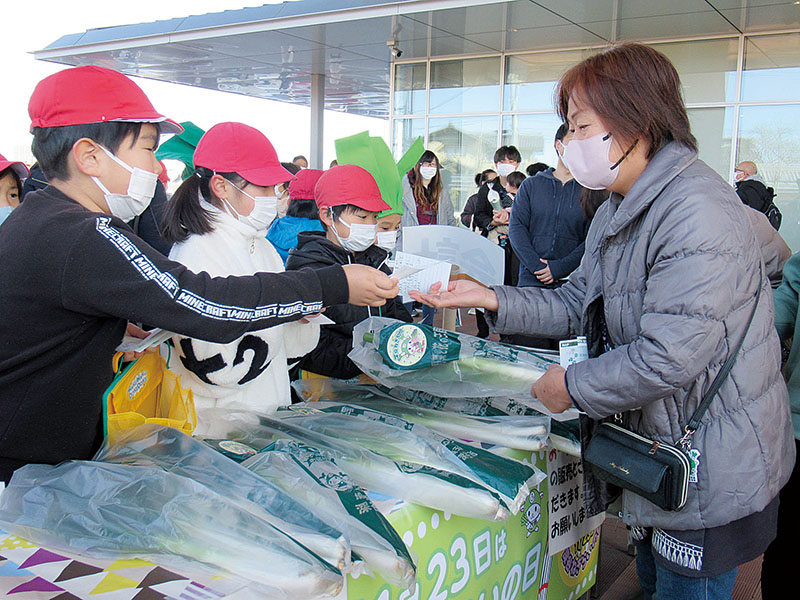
[193,122,294,187]
[288,168,324,201]
[0,154,30,180]
[314,165,390,212]
[29,65,182,134]
[157,161,169,185]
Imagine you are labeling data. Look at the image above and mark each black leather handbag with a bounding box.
[584,280,761,512]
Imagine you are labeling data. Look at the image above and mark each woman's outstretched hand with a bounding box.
[409,279,499,311]
[531,365,573,414]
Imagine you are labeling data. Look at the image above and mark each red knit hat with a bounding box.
[314,165,390,212]
[288,168,324,201]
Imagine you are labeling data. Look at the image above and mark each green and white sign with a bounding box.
[346,450,599,600]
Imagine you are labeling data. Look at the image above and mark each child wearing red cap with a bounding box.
[0,154,29,226]
[266,168,325,264]
[0,67,398,482]
[285,165,411,380]
[159,122,322,430]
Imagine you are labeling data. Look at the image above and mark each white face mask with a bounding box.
[331,210,378,253]
[561,132,636,190]
[92,145,158,222]
[222,179,278,233]
[496,163,516,178]
[0,205,12,226]
[376,230,398,251]
[419,166,438,181]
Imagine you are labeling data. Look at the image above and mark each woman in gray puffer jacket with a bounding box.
[411,43,794,600]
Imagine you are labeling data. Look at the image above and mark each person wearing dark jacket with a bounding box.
[734,160,774,213]
[510,124,589,289]
[471,146,520,235]
[286,165,412,380]
[461,169,496,231]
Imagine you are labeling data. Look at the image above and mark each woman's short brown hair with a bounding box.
[556,42,697,159]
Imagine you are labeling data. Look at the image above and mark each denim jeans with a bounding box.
[636,540,737,600]
[421,304,435,326]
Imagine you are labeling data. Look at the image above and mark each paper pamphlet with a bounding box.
[392,251,451,302]
[115,328,174,354]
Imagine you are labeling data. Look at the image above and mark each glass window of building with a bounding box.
[742,33,800,103]
[429,57,501,115]
[737,104,800,251]
[393,62,427,116]
[504,50,595,113]
[393,118,426,159]
[428,115,501,211]
[687,107,734,183]
[651,38,739,104]
[501,113,565,170]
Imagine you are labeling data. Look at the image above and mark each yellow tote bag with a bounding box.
[103,350,197,439]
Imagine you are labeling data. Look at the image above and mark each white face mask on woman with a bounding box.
[92,145,158,222]
[222,179,279,233]
[419,166,438,181]
[561,132,637,190]
[331,209,378,253]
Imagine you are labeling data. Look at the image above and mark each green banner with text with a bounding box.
[347,449,600,600]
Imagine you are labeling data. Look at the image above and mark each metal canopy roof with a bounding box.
[35,0,800,119]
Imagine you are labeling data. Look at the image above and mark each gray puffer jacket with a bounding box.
[488,142,795,530]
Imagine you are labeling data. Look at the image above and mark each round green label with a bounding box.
[385,325,427,368]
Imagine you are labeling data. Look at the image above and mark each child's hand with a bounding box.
[122,323,159,362]
[343,264,400,306]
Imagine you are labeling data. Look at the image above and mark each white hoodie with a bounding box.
[168,200,319,433]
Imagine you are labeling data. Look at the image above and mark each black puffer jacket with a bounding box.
[286,231,412,379]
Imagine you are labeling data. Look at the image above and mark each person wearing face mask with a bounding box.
[286,165,412,380]
[471,146,521,237]
[266,168,325,264]
[0,66,399,483]
[0,154,29,227]
[400,150,456,228]
[159,122,320,429]
[276,161,301,218]
[411,43,792,600]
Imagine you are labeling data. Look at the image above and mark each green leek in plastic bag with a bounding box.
[291,379,550,451]
[278,402,546,514]
[242,439,417,590]
[349,318,573,419]
[201,409,509,521]
[94,424,351,571]
[0,461,343,599]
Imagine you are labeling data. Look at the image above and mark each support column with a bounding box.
[310,71,325,169]
[310,24,326,170]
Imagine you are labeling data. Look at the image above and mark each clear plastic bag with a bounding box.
[0,461,343,599]
[94,424,350,571]
[201,409,509,521]
[291,379,551,451]
[278,402,546,515]
[241,440,416,591]
[349,317,578,420]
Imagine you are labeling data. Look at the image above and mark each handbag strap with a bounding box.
[680,271,762,446]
